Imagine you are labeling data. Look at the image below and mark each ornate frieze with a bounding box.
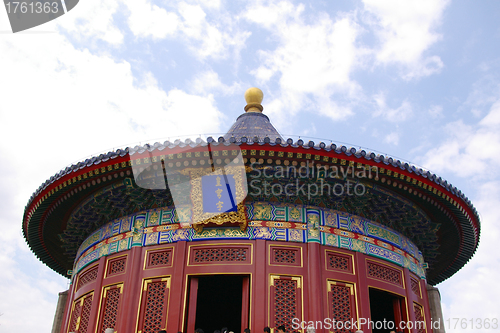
[72,202,426,279]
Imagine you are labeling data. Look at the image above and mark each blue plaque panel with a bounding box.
[202,174,237,213]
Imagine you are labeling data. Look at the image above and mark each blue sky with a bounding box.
[1,0,500,331]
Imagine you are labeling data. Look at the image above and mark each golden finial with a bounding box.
[244,87,264,112]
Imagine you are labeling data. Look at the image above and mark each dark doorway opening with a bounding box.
[369,288,405,333]
[194,275,244,333]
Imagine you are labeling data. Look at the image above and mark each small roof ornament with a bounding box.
[244,87,264,112]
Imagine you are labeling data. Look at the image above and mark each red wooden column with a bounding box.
[306,208,322,331]
[355,253,372,333]
[119,246,143,332]
[84,256,107,333]
[307,242,323,331]
[186,277,199,333]
[169,241,187,333]
[402,268,418,333]
[241,276,251,332]
[252,239,267,331]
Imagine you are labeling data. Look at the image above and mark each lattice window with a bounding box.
[99,285,122,333]
[140,280,169,333]
[273,248,297,265]
[272,277,300,333]
[68,301,82,333]
[147,249,172,268]
[77,266,99,290]
[68,293,93,333]
[78,295,94,333]
[107,257,127,276]
[329,283,354,333]
[367,262,402,286]
[413,303,427,333]
[327,253,351,272]
[411,277,421,297]
[193,247,247,262]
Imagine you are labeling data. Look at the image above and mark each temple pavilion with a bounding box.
[23,88,480,333]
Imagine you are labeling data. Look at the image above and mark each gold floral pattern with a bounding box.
[289,207,301,221]
[145,232,159,245]
[289,229,302,242]
[326,234,338,246]
[352,239,365,253]
[148,212,159,226]
[254,204,272,220]
[254,227,272,238]
[119,239,129,251]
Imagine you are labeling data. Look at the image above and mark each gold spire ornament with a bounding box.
[244,87,264,112]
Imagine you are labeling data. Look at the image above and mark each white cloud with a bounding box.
[384,131,399,145]
[56,0,250,60]
[363,0,449,79]
[245,2,364,125]
[420,100,500,179]
[56,0,124,45]
[249,13,362,94]
[462,75,500,117]
[178,3,227,58]
[0,241,68,331]
[429,104,444,118]
[479,99,500,127]
[60,0,180,42]
[316,95,355,121]
[121,1,250,60]
[190,70,241,95]
[0,32,223,155]
[176,2,251,60]
[194,0,222,10]
[372,92,413,122]
[244,0,304,29]
[124,0,180,40]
